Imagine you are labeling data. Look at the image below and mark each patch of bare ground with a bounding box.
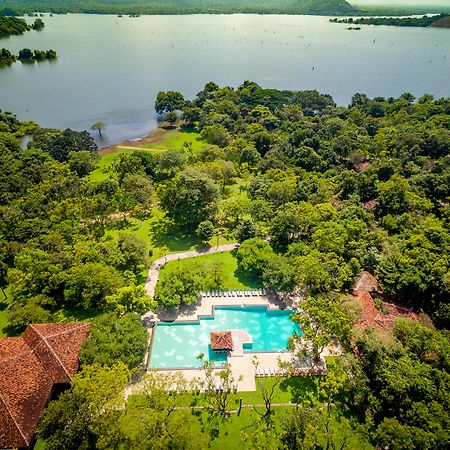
[350,270,431,332]
[98,126,167,156]
[352,290,428,332]
[98,121,184,156]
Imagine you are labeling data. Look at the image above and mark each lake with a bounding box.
[0,14,448,146]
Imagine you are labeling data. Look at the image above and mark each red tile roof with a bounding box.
[0,323,90,449]
[353,271,381,294]
[210,331,233,351]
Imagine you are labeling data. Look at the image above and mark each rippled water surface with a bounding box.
[0,14,448,145]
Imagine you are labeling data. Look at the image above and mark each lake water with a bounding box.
[0,14,448,145]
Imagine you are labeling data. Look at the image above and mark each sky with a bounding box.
[351,0,450,6]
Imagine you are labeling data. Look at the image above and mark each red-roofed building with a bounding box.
[0,323,90,449]
[210,331,233,352]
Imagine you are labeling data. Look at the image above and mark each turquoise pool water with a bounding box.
[149,306,301,369]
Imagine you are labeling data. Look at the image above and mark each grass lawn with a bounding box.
[172,376,319,409]
[105,207,235,265]
[89,126,211,183]
[156,250,262,292]
[36,376,373,449]
[128,375,373,449]
[0,285,103,337]
[88,147,160,183]
[142,127,206,153]
[51,306,105,324]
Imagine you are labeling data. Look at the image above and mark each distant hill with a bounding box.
[429,15,450,28]
[292,0,355,15]
[1,0,358,16]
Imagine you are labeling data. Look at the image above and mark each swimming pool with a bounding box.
[149,306,301,369]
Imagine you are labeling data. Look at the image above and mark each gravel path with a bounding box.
[144,243,239,298]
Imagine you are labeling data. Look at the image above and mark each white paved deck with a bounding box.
[127,350,299,396]
[144,291,294,324]
[230,329,252,357]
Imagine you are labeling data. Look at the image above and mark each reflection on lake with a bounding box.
[0,14,448,145]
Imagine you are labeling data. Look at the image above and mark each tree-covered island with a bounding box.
[0,48,57,66]
[0,14,44,37]
[331,13,450,28]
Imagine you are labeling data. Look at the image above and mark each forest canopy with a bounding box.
[1,0,357,16]
[0,80,449,448]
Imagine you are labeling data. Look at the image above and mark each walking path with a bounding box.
[117,145,166,152]
[144,243,239,298]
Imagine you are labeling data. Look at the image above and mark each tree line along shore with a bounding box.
[330,13,450,28]
[1,0,450,18]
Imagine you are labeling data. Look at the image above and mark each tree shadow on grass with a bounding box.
[148,217,203,253]
[55,307,105,323]
[0,298,8,312]
[279,376,319,404]
[106,217,139,232]
[233,268,263,289]
[179,123,199,134]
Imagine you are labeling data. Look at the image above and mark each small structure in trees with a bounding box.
[353,271,381,296]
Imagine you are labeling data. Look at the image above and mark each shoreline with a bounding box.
[18,9,450,18]
[98,125,166,156]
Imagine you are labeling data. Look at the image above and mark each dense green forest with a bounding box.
[2,0,450,16]
[0,0,357,16]
[1,81,449,447]
[331,13,450,27]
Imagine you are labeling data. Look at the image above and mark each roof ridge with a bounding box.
[32,322,90,340]
[29,324,72,381]
[0,394,29,447]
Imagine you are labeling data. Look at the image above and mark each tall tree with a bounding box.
[155,91,185,114]
[159,168,219,230]
[90,120,106,137]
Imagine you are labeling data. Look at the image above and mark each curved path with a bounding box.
[144,243,239,298]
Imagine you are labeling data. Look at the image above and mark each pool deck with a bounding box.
[134,291,338,395]
[142,290,297,324]
[138,292,304,392]
[126,345,336,397]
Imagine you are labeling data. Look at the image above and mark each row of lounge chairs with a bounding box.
[255,368,289,377]
[202,289,267,298]
[193,384,238,394]
[255,367,326,377]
